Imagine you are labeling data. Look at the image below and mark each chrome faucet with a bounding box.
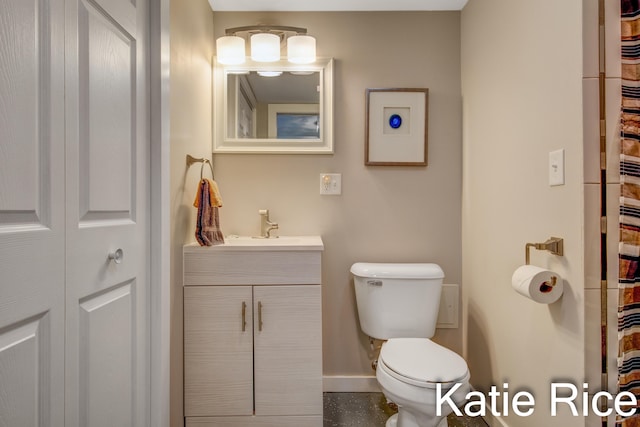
[258,209,279,238]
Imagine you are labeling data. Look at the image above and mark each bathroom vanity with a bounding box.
[183,236,324,426]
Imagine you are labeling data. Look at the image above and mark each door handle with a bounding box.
[241,301,247,332]
[258,301,263,331]
[108,248,124,264]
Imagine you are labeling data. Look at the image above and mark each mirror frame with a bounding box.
[213,57,334,154]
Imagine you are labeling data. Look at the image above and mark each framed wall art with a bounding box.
[365,88,429,166]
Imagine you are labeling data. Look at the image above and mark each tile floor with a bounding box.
[323,392,488,427]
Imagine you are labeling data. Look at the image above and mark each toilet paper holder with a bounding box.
[525,237,563,265]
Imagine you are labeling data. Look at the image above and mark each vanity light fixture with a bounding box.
[216,25,316,65]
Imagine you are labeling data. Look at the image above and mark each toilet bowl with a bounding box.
[350,263,471,427]
[376,338,470,427]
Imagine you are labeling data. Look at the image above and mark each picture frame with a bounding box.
[365,88,429,166]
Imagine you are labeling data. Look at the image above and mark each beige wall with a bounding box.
[461,1,585,426]
[212,11,463,381]
[169,0,213,425]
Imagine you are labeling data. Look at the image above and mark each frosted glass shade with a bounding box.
[216,36,245,65]
[287,35,316,64]
[251,33,280,62]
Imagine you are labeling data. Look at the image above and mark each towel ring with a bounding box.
[200,160,214,180]
[186,154,215,180]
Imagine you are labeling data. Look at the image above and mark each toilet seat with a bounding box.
[378,338,469,389]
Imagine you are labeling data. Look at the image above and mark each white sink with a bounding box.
[187,235,324,251]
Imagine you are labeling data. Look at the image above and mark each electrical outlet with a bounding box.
[549,149,565,186]
[320,173,341,195]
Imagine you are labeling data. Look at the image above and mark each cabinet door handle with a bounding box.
[241,301,247,332]
[258,301,263,331]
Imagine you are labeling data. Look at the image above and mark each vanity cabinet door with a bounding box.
[253,285,323,416]
[184,286,254,416]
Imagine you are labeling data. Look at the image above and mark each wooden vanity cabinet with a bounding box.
[184,286,254,417]
[183,241,323,426]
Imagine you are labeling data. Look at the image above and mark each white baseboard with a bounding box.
[323,376,381,392]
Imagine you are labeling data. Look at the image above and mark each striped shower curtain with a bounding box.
[620,1,640,424]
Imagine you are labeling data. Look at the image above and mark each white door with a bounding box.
[0,0,150,425]
[64,0,150,426]
[0,0,66,426]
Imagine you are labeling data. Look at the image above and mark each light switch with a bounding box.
[549,149,565,186]
[320,173,341,195]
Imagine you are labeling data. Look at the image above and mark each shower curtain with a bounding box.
[620,0,640,424]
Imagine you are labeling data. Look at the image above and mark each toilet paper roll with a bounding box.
[511,265,563,304]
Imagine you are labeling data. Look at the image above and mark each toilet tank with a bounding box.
[351,262,445,340]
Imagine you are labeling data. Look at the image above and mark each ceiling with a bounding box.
[208,0,468,12]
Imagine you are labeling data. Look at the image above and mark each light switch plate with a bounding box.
[436,284,459,329]
[549,149,565,186]
[320,173,341,195]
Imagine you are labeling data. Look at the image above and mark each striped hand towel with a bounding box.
[193,178,224,246]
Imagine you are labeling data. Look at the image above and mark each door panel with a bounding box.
[78,281,134,426]
[65,0,149,425]
[78,0,135,222]
[0,0,65,425]
[0,0,45,224]
[0,314,51,427]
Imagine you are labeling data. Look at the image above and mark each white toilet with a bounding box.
[351,262,470,427]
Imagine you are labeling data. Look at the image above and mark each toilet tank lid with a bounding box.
[350,263,444,279]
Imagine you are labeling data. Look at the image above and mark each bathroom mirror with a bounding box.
[213,57,334,153]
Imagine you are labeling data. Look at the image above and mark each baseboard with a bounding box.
[323,376,381,392]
